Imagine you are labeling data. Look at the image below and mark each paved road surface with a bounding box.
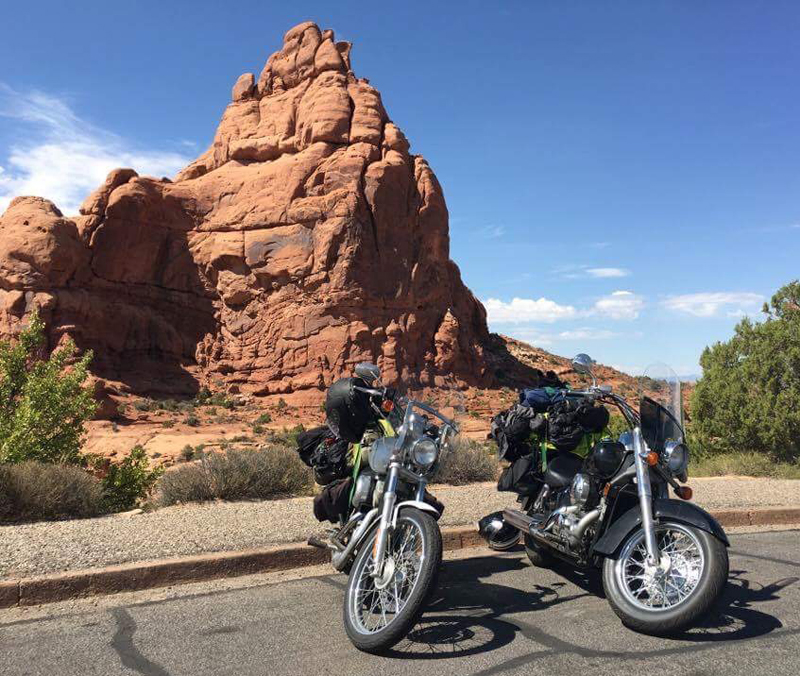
[1,530,799,675]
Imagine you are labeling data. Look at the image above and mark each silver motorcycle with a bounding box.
[309,363,459,652]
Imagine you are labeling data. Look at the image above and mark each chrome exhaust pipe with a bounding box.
[567,508,600,547]
[331,508,379,571]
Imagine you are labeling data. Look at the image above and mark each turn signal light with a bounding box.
[381,400,394,413]
[676,486,693,501]
[645,452,659,467]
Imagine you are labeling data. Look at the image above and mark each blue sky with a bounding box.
[1,1,798,376]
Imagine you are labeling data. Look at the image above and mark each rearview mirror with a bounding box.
[571,353,595,376]
[355,362,381,383]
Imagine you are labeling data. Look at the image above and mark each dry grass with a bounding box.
[434,438,497,486]
[0,462,104,522]
[156,444,314,506]
[691,452,800,479]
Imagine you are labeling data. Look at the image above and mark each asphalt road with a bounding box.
[1,529,799,676]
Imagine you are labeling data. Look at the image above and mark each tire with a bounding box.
[343,508,442,653]
[524,533,553,567]
[602,521,729,635]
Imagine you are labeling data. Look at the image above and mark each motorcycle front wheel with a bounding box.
[602,521,728,635]
[343,508,442,653]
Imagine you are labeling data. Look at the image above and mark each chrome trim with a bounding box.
[633,427,660,565]
[567,508,601,546]
[331,508,379,571]
[370,464,398,577]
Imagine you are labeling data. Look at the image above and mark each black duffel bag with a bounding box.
[296,426,329,467]
[295,426,351,485]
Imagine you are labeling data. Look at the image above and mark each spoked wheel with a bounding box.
[603,521,728,635]
[344,508,442,653]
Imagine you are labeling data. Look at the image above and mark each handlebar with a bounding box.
[352,386,460,434]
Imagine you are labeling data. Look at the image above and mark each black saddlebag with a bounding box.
[497,454,541,495]
[313,477,353,523]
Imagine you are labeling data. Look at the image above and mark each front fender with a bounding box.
[592,499,729,558]
[391,500,440,527]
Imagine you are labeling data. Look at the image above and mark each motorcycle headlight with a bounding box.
[411,437,438,468]
[663,441,689,475]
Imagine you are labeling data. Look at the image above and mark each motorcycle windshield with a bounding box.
[639,363,684,452]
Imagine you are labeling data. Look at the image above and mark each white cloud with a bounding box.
[591,290,644,320]
[484,297,577,324]
[556,264,631,280]
[586,267,630,278]
[479,225,506,239]
[662,292,764,318]
[0,84,192,215]
[556,327,618,341]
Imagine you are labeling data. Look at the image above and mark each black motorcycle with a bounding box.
[480,354,729,635]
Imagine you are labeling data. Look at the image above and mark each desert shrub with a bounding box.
[99,446,164,512]
[434,438,497,485]
[180,444,196,461]
[691,280,800,462]
[276,398,288,412]
[0,462,104,522]
[156,444,313,506]
[186,413,199,427]
[252,424,264,435]
[0,311,98,465]
[689,451,800,479]
[256,412,272,424]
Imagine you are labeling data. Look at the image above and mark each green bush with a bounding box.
[255,412,272,424]
[0,462,104,522]
[156,444,313,506]
[98,446,163,512]
[691,280,800,462]
[434,437,497,485]
[0,311,98,465]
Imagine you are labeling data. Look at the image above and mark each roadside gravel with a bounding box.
[2,477,799,579]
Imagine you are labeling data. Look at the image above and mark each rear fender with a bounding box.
[592,498,729,558]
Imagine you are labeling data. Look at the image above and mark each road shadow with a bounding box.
[385,553,795,660]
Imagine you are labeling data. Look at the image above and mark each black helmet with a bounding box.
[586,439,626,478]
[324,377,373,442]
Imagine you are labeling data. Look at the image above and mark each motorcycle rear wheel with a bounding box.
[343,508,442,653]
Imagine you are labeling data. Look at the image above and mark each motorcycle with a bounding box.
[482,354,729,635]
[308,362,460,652]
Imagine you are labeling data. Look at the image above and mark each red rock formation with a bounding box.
[0,22,491,397]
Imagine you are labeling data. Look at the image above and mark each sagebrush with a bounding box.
[434,437,497,485]
[0,462,104,522]
[156,445,314,506]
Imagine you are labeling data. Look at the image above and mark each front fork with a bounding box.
[370,463,427,579]
[633,427,660,566]
[371,464,399,579]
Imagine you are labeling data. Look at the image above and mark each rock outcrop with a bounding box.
[0,22,491,397]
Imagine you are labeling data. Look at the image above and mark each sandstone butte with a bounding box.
[0,22,552,409]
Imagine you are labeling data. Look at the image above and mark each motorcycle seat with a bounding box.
[543,452,584,488]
